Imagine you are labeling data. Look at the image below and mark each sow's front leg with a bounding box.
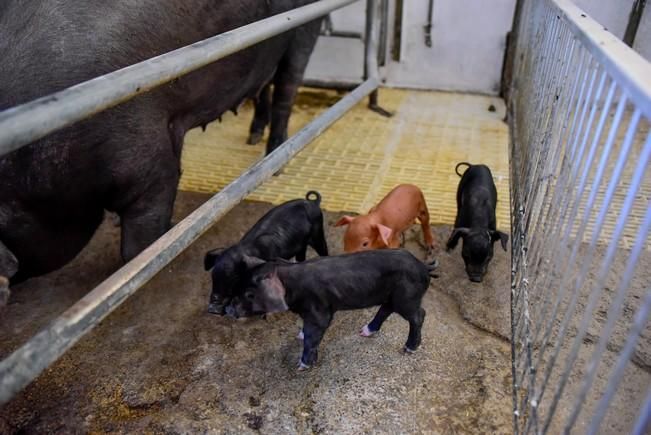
[0,240,18,307]
[247,83,272,145]
[266,20,322,155]
[117,134,181,262]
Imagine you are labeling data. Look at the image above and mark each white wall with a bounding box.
[303,0,650,94]
[572,0,633,39]
[304,0,517,95]
[572,0,651,61]
[304,2,366,84]
[384,0,516,93]
[633,2,651,60]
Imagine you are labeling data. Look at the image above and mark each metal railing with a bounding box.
[508,0,651,433]
[0,0,381,404]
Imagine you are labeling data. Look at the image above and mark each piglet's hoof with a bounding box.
[297,329,304,340]
[297,360,311,371]
[359,324,377,337]
[403,346,417,354]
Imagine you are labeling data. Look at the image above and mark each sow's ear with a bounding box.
[491,230,509,252]
[204,248,224,271]
[374,223,393,247]
[253,272,289,313]
[446,228,469,251]
[334,215,355,227]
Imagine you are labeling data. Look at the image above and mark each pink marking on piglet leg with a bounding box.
[359,324,377,337]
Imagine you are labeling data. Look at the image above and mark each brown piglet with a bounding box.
[335,184,436,254]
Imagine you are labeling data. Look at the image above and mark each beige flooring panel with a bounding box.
[180,87,511,230]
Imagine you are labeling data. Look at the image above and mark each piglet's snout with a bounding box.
[224,305,239,319]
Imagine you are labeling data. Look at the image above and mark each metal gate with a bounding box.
[508,0,651,433]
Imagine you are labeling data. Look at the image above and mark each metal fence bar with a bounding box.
[632,388,651,435]
[539,107,642,430]
[554,0,651,118]
[516,46,587,330]
[512,35,582,337]
[512,57,597,347]
[567,197,651,430]
[509,0,651,432]
[0,0,359,158]
[0,76,380,405]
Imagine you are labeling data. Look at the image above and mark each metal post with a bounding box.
[364,0,392,117]
[0,0,359,158]
[0,77,380,405]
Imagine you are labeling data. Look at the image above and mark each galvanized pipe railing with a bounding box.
[508,0,651,433]
[0,0,382,404]
[0,0,359,158]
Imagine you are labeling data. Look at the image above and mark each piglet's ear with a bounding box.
[446,228,469,251]
[375,223,393,247]
[242,255,266,269]
[253,273,289,313]
[203,248,224,271]
[491,230,509,252]
[334,215,355,227]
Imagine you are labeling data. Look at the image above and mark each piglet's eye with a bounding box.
[362,241,369,247]
[245,292,254,301]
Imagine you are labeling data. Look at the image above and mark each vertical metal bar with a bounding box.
[623,0,647,47]
[632,387,651,435]
[511,54,595,342]
[514,67,605,365]
[523,24,574,244]
[364,0,390,116]
[517,69,607,359]
[364,0,379,81]
[542,109,645,433]
[522,42,583,304]
[526,79,619,354]
[515,25,577,432]
[567,198,650,430]
[511,0,651,431]
[587,186,651,428]
[378,0,389,66]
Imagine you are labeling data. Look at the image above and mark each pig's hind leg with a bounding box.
[360,302,393,337]
[308,215,329,257]
[418,206,436,253]
[401,307,426,353]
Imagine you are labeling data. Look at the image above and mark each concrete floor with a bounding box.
[0,192,513,434]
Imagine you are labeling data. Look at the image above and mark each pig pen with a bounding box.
[2,0,651,431]
[0,87,515,433]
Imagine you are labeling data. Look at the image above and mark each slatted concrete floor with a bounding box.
[180,87,511,231]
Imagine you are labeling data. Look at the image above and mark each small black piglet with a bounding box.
[225,249,438,370]
[204,191,328,315]
[447,162,509,282]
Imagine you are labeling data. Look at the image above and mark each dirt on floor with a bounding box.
[0,191,514,434]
